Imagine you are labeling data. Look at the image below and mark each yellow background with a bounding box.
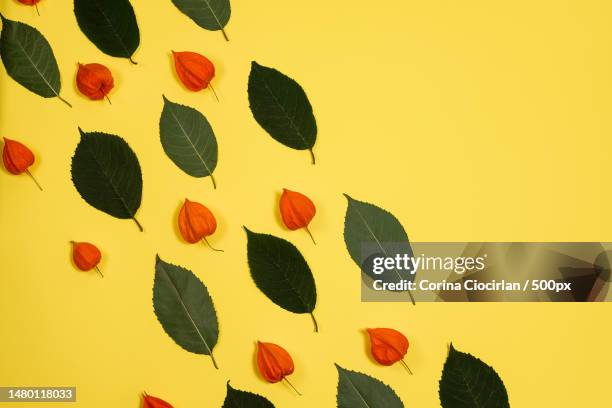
[1,0,611,406]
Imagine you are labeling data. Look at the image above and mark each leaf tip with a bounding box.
[343,193,353,202]
[334,363,349,376]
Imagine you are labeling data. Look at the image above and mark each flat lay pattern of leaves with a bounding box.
[0,2,515,407]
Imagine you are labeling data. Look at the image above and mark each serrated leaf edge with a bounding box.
[343,193,414,304]
[243,227,319,332]
[248,61,317,164]
[160,95,218,188]
[154,255,219,368]
[335,364,403,408]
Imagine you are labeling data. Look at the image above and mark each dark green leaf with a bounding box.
[343,194,415,303]
[336,364,404,408]
[74,0,140,62]
[244,227,318,331]
[159,96,219,189]
[70,128,143,231]
[439,344,509,408]
[247,61,317,164]
[153,255,220,369]
[0,14,71,107]
[222,382,275,408]
[171,0,231,41]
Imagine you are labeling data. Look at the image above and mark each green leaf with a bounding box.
[74,0,140,63]
[343,194,415,304]
[171,0,231,41]
[70,128,143,231]
[0,14,71,107]
[336,364,404,408]
[222,382,275,408]
[159,96,219,189]
[153,255,220,369]
[247,61,317,164]
[244,227,318,331]
[439,344,510,408]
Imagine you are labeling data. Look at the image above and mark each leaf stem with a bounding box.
[209,173,217,189]
[95,266,104,278]
[309,312,319,333]
[129,57,138,65]
[309,148,316,165]
[209,83,220,102]
[209,351,219,369]
[202,237,224,252]
[57,95,72,108]
[400,358,413,375]
[304,227,316,245]
[283,377,302,396]
[25,169,43,191]
[221,28,229,42]
[407,289,416,306]
[132,216,144,232]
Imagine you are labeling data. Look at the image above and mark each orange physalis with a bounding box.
[279,188,316,244]
[2,137,42,191]
[18,0,41,15]
[256,341,301,395]
[76,63,114,103]
[172,51,218,101]
[367,328,413,374]
[71,241,103,277]
[178,198,222,251]
[142,392,173,408]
